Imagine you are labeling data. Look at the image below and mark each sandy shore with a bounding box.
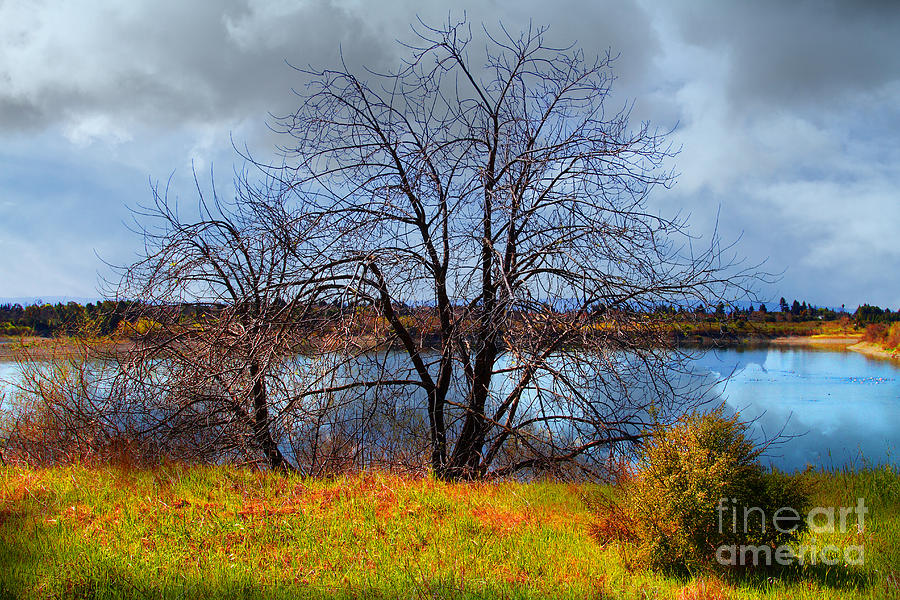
[770,334,900,362]
[847,340,900,362]
[771,334,863,347]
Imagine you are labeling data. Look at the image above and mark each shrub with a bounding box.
[618,407,810,572]
[885,322,900,350]
[863,323,888,343]
[862,322,900,351]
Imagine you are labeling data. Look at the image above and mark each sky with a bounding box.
[1,0,898,308]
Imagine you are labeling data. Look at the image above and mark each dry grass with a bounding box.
[0,464,898,599]
[677,578,731,600]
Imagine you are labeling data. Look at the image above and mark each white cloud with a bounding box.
[63,114,134,146]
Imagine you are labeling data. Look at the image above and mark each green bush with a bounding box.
[620,407,810,572]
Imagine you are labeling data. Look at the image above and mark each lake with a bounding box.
[694,346,900,471]
[1,345,897,472]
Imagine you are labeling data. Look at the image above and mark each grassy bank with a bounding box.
[1,465,898,599]
[854,323,900,360]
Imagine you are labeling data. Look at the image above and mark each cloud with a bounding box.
[633,0,900,306]
[655,0,900,112]
[0,0,898,305]
[0,0,661,139]
[0,0,391,140]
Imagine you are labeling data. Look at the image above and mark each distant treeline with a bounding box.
[0,297,895,339]
[672,298,900,326]
[657,297,842,321]
[0,301,138,337]
[853,303,900,325]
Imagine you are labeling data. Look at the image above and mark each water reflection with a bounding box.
[695,347,900,471]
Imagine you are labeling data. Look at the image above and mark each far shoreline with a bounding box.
[0,336,131,361]
[3,333,899,364]
[847,340,900,362]
[771,334,900,363]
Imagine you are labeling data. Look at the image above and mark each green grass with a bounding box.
[1,464,898,599]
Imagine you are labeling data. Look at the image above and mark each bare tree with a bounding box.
[1,338,147,465]
[74,19,755,479]
[110,170,341,470]
[259,19,753,480]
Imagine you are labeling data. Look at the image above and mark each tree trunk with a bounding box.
[249,360,291,471]
[447,340,498,479]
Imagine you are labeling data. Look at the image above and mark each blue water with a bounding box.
[695,347,900,471]
[0,360,19,404]
[1,346,898,472]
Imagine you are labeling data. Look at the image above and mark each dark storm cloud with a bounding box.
[0,0,390,135]
[0,0,659,138]
[0,96,44,130]
[658,0,900,111]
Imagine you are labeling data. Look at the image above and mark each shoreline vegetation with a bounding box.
[847,340,900,361]
[3,298,900,363]
[768,334,900,362]
[5,298,897,479]
[3,322,899,362]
